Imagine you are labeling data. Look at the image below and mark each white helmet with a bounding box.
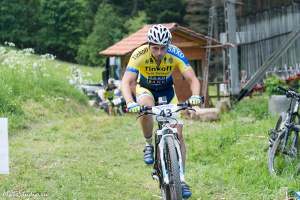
[147,24,172,46]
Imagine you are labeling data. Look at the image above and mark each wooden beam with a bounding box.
[175,41,203,48]
[202,43,235,48]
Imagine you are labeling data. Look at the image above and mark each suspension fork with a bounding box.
[173,133,185,183]
[152,132,161,182]
[157,128,185,184]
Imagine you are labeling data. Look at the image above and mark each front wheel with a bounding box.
[161,136,182,200]
[268,129,300,175]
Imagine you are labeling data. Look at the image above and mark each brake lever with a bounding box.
[136,112,155,119]
[175,106,196,113]
[187,108,196,112]
[175,107,188,112]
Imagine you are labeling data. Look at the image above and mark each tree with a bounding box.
[184,0,211,34]
[82,0,104,36]
[76,3,125,66]
[0,0,41,48]
[124,11,148,35]
[37,0,85,62]
[108,0,146,17]
[145,0,186,24]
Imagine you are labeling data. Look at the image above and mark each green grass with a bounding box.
[0,47,299,199]
[0,46,102,130]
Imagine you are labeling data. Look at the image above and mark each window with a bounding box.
[109,57,121,80]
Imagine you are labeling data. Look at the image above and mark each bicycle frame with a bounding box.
[279,92,299,152]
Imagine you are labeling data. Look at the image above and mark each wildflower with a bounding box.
[32,62,40,70]
[40,53,56,60]
[21,48,35,55]
[4,41,15,47]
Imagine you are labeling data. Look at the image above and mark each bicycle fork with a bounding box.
[154,127,185,184]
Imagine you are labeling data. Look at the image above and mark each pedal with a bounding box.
[151,170,159,181]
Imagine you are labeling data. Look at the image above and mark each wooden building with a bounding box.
[235,1,300,80]
[100,23,221,103]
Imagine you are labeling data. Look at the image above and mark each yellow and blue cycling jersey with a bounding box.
[126,44,191,91]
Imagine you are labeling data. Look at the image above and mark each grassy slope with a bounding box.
[0,47,299,199]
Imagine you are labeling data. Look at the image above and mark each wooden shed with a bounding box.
[100,23,221,102]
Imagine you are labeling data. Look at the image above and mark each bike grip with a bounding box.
[139,105,151,112]
[177,102,190,107]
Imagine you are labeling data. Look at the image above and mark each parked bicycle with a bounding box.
[268,86,300,175]
[137,100,198,200]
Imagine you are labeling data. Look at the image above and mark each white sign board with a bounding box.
[0,118,9,174]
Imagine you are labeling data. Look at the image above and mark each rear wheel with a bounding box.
[161,136,182,200]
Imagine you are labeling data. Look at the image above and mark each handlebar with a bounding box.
[277,86,300,99]
[136,102,197,120]
[139,102,192,113]
[125,96,204,114]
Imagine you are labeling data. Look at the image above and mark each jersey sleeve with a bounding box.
[126,45,148,74]
[126,56,139,74]
[167,45,191,73]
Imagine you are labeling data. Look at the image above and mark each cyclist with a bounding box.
[121,24,202,199]
[104,78,117,115]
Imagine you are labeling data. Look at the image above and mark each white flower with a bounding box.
[21,48,35,55]
[40,53,56,60]
[32,62,39,69]
[4,41,15,47]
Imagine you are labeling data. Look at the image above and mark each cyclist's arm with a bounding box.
[171,45,200,96]
[121,71,137,104]
[182,68,200,96]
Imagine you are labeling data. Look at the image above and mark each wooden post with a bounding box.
[217,83,221,100]
[202,54,209,107]
[0,118,9,174]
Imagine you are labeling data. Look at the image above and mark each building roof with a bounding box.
[100,23,220,56]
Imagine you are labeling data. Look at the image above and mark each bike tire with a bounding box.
[268,129,300,175]
[268,130,285,175]
[161,136,182,200]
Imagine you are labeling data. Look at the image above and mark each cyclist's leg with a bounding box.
[136,85,155,164]
[108,99,113,115]
[136,84,155,138]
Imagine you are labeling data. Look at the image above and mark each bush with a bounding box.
[225,96,269,120]
[264,75,287,96]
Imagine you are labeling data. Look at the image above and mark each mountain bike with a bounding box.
[268,86,300,175]
[138,101,196,200]
[111,96,126,115]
